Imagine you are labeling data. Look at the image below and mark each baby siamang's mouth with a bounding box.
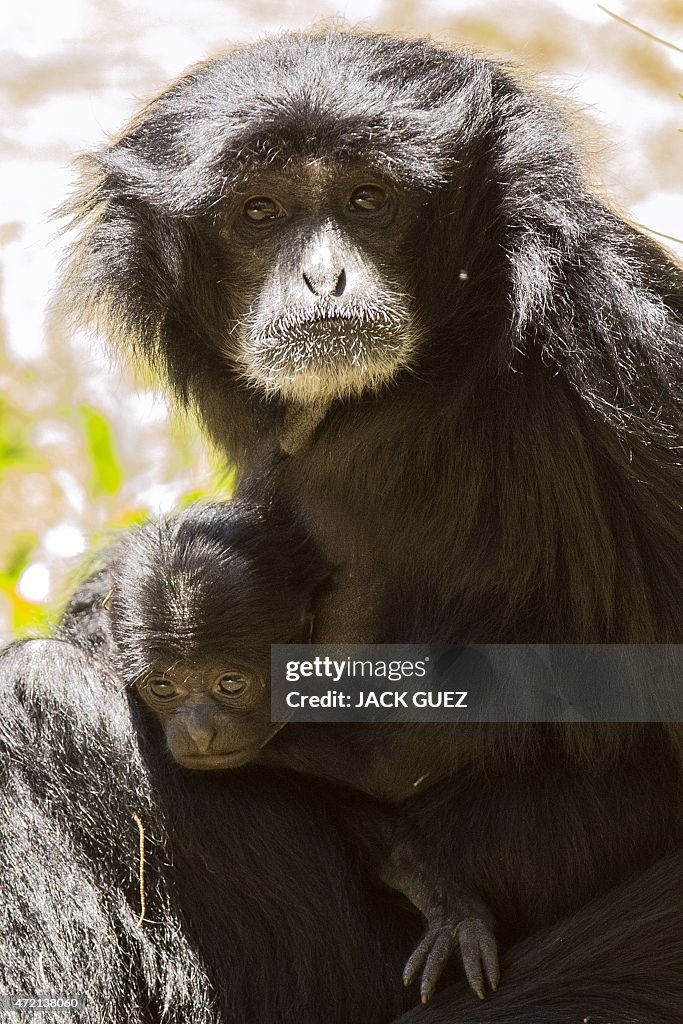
[175,749,253,770]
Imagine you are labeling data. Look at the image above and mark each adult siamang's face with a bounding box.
[219,161,423,405]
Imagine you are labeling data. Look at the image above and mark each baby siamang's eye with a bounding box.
[348,185,389,213]
[217,673,250,696]
[243,197,286,223]
[147,677,179,700]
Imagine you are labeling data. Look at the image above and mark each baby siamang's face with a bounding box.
[135,658,277,770]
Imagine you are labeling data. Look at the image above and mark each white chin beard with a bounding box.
[242,336,416,406]
[263,361,399,405]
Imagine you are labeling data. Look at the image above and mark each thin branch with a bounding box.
[631,220,683,246]
[597,5,683,54]
[132,812,147,928]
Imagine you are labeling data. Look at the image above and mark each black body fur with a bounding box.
[0,29,681,1022]
[0,638,410,1024]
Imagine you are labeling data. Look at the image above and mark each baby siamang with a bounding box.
[90,500,499,1004]
[2,29,682,1024]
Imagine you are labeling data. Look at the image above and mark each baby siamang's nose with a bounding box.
[184,713,215,753]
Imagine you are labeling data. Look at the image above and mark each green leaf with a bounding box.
[2,534,38,585]
[80,405,123,497]
[0,399,37,475]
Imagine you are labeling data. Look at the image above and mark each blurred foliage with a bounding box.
[80,405,124,497]
[0,533,42,634]
[0,317,233,636]
[0,399,40,476]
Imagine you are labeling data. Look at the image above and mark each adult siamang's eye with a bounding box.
[147,677,179,700]
[217,673,250,696]
[243,197,285,223]
[349,185,389,213]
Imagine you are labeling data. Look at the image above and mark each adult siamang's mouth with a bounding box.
[266,311,378,335]
[261,308,404,345]
[243,307,417,403]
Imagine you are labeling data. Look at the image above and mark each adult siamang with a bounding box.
[1,28,682,1024]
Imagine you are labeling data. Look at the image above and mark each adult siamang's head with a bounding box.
[62,30,681,430]
[61,32,577,408]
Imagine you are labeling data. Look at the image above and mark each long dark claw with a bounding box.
[420,931,452,1003]
[461,944,485,1000]
[460,916,500,999]
[403,934,431,987]
[483,938,500,992]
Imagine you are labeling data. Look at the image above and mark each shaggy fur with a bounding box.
[1,29,681,1022]
[0,638,407,1024]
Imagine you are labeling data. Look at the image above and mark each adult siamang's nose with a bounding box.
[301,228,347,297]
[303,266,346,297]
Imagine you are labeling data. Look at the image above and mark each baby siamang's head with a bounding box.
[109,501,328,770]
